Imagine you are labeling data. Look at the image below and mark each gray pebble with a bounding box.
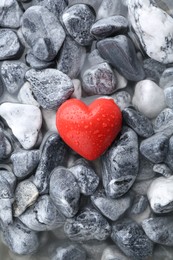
[137,154,155,181]
[101,127,139,198]
[111,219,153,259]
[1,61,29,94]
[2,219,39,255]
[164,135,173,171]
[69,158,99,196]
[50,166,80,218]
[91,15,128,39]
[33,133,66,194]
[123,107,154,138]
[101,245,128,260]
[132,178,156,196]
[153,163,172,177]
[164,87,173,108]
[153,108,173,134]
[143,58,166,84]
[97,0,128,19]
[0,130,12,160]
[57,36,86,79]
[51,244,86,260]
[62,4,95,46]
[86,49,105,67]
[82,62,117,95]
[91,189,132,221]
[140,133,169,163]
[64,207,111,241]
[97,35,145,81]
[26,50,56,70]
[130,194,148,215]
[111,91,131,111]
[160,67,173,89]
[21,6,65,61]
[25,69,74,109]
[19,195,65,231]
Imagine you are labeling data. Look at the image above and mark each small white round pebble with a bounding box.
[132,80,166,119]
[71,79,82,99]
[18,82,40,107]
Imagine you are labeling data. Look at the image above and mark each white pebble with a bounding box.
[18,82,40,107]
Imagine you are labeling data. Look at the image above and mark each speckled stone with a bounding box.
[143,58,166,84]
[153,163,172,178]
[51,244,86,260]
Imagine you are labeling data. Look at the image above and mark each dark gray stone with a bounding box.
[97,35,145,81]
[91,15,128,39]
[26,50,56,70]
[101,127,139,198]
[1,61,29,94]
[62,4,95,46]
[111,219,153,259]
[143,58,166,84]
[50,166,80,218]
[25,69,74,109]
[153,163,172,177]
[69,158,99,196]
[57,36,86,79]
[164,87,173,108]
[137,154,155,181]
[51,244,86,260]
[91,189,132,221]
[153,108,173,135]
[64,207,111,241]
[130,194,148,215]
[21,6,65,61]
[140,133,169,164]
[123,107,154,138]
[164,135,173,171]
[160,67,173,89]
[33,133,66,194]
[86,49,105,67]
[19,195,65,231]
[0,130,12,160]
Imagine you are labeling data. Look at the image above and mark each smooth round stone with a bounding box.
[26,50,56,70]
[90,15,128,39]
[1,61,29,94]
[164,87,173,108]
[51,244,86,260]
[147,176,173,213]
[21,6,65,61]
[111,91,131,111]
[62,4,95,46]
[18,82,40,107]
[160,67,173,89]
[0,29,21,60]
[97,35,145,81]
[153,108,173,134]
[101,246,128,260]
[82,62,117,95]
[153,163,172,178]
[143,58,166,84]
[25,69,74,110]
[132,80,166,119]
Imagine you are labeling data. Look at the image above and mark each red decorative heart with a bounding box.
[56,98,122,160]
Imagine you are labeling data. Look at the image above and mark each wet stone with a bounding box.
[11,149,40,179]
[13,180,39,217]
[0,29,21,60]
[64,207,111,241]
[160,67,173,89]
[18,82,40,107]
[123,107,154,138]
[111,91,131,111]
[164,87,173,108]
[51,244,86,260]
[101,127,139,198]
[25,69,74,109]
[1,61,29,94]
[33,133,66,194]
[130,194,148,215]
[26,51,56,70]
[91,189,132,221]
[69,158,99,196]
[57,36,86,79]
[111,219,153,259]
[153,163,172,178]
[19,195,65,231]
[97,35,145,81]
[153,108,173,134]
[50,166,80,218]
[62,4,95,46]
[0,130,12,160]
[140,132,169,164]
[143,58,166,84]
[21,6,65,61]
[90,15,128,39]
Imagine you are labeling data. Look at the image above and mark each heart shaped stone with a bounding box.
[56,98,122,160]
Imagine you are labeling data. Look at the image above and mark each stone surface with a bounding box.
[112,91,131,111]
[51,244,86,260]
[42,109,57,132]
[18,82,40,107]
[26,50,55,70]
[97,0,128,19]
[153,163,172,177]
[137,154,155,181]
[97,35,145,81]
[71,79,82,99]
[130,194,148,215]
[160,67,173,89]
[0,130,12,160]
[165,135,173,170]
[0,103,42,149]
[143,58,166,83]
[25,69,74,109]
[153,108,173,134]
[164,87,173,108]
[101,246,128,260]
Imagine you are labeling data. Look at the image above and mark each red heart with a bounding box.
[56,98,122,160]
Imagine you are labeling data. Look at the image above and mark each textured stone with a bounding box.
[153,163,172,177]
[18,82,40,107]
[0,130,12,160]
[160,67,173,89]
[143,58,166,83]
[101,246,128,260]
[111,91,131,111]
[26,50,55,70]
[130,194,148,215]
[164,87,173,108]
[137,154,155,181]
[51,244,86,260]
[153,108,173,134]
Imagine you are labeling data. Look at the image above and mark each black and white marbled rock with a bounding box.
[97,35,145,81]
[128,0,173,64]
[33,133,66,194]
[111,219,153,259]
[165,136,173,170]
[57,36,86,79]
[153,163,172,177]
[160,67,173,89]
[130,194,148,215]
[1,61,29,94]
[2,219,39,255]
[143,58,166,84]
[91,189,132,221]
[21,6,65,61]
[97,0,128,19]
[18,82,40,107]
[153,108,173,134]
[147,176,173,213]
[140,132,169,164]
[111,91,131,111]
[101,246,128,260]
[19,195,65,231]
[0,29,21,60]
[142,216,173,246]
[11,149,40,179]
[62,4,95,46]
[51,244,86,260]
[26,51,56,70]
[25,69,74,109]
[101,127,139,198]
[0,130,12,160]
[0,0,23,29]
[123,107,154,138]
[0,103,42,149]
[90,15,128,39]
[69,159,99,196]
[137,154,155,181]
[64,207,111,241]
[164,87,173,108]
[82,62,117,95]
[50,167,80,218]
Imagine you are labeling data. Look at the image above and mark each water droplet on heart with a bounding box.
[102,114,106,118]
[97,118,100,122]
[84,125,89,129]
[111,115,115,119]
[94,130,99,134]
[102,123,107,128]
[89,122,92,126]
